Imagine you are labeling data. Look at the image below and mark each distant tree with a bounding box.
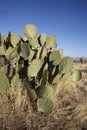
[80,57,84,64]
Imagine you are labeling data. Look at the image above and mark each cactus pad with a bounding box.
[1,36,6,44]
[37,97,54,114]
[40,33,46,46]
[6,47,14,59]
[28,49,36,62]
[9,49,18,59]
[72,70,82,81]
[0,45,6,56]
[0,72,9,92]
[52,74,62,84]
[59,57,73,74]
[30,36,39,49]
[58,49,63,59]
[49,50,61,65]
[10,33,20,48]
[28,59,43,77]
[23,36,28,42]
[40,70,48,87]
[39,85,53,98]
[0,65,8,75]
[61,72,72,82]
[0,56,6,67]
[45,36,56,49]
[24,24,37,38]
[20,43,30,59]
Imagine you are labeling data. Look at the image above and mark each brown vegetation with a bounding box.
[0,62,87,130]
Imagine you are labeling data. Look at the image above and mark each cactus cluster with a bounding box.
[0,24,82,114]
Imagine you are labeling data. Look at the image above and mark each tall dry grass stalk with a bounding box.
[0,63,87,130]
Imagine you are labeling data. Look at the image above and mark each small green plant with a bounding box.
[0,24,82,114]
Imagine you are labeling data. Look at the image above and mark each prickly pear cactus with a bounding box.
[58,49,63,59]
[5,47,14,59]
[37,97,54,114]
[49,50,62,65]
[72,70,82,81]
[20,42,30,59]
[28,48,36,62]
[30,36,39,49]
[0,56,6,67]
[23,36,28,42]
[28,59,43,77]
[45,36,56,50]
[40,70,48,87]
[9,49,18,59]
[24,24,37,38]
[52,74,62,84]
[0,72,9,92]
[59,57,73,74]
[0,65,8,75]
[37,46,47,59]
[39,33,46,46]
[0,44,6,56]
[39,85,54,98]
[10,33,20,48]
[0,23,82,114]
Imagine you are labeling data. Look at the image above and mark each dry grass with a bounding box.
[0,63,87,130]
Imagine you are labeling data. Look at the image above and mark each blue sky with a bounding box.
[0,0,87,57]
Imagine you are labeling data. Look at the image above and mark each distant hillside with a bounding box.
[71,57,87,61]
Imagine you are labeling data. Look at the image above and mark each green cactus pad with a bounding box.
[28,59,43,77]
[10,33,20,48]
[8,65,14,78]
[24,24,37,38]
[36,46,47,59]
[39,47,47,59]
[23,36,28,42]
[6,47,14,59]
[37,97,54,114]
[40,33,46,46]
[30,36,40,49]
[52,74,62,84]
[36,47,42,59]
[45,36,56,49]
[28,49,36,62]
[1,36,6,44]
[49,50,61,65]
[39,85,53,98]
[58,49,63,59]
[40,70,48,87]
[0,72,9,92]
[9,49,18,59]
[0,45,6,56]
[72,70,82,81]
[59,57,73,74]
[20,43,30,59]
[61,72,72,82]
[0,65,8,75]
[0,56,6,67]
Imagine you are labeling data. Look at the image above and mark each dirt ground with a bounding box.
[0,63,87,130]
